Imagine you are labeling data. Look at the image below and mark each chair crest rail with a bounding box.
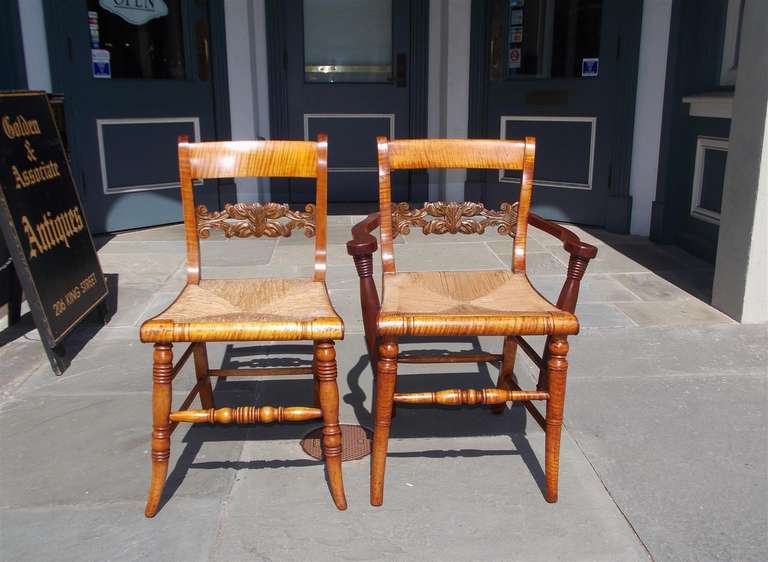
[392,201,518,238]
[196,202,316,239]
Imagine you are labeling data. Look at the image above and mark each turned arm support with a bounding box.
[347,212,382,362]
[527,212,598,313]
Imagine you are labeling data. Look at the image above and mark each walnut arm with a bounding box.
[526,213,598,313]
[346,211,383,366]
[346,209,598,316]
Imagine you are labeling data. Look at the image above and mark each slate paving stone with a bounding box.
[1,216,759,562]
[573,303,638,329]
[269,243,356,267]
[664,267,716,302]
[0,393,246,508]
[529,274,641,304]
[0,497,223,562]
[199,239,276,266]
[616,299,733,327]
[212,434,649,562]
[562,324,768,380]
[612,271,700,301]
[278,224,395,246]
[103,284,163,327]
[137,291,187,325]
[401,230,545,252]
[0,335,47,398]
[109,223,187,241]
[98,253,185,285]
[565,373,768,562]
[391,242,503,271]
[328,288,363,334]
[486,242,571,274]
[97,239,186,254]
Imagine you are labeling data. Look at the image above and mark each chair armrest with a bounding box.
[346,211,597,318]
[346,212,380,257]
[347,213,382,363]
[527,212,598,313]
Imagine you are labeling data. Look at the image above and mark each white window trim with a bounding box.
[720,0,744,86]
[690,136,728,224]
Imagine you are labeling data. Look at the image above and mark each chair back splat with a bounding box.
[377,137,536,274]
[177,135,329,284]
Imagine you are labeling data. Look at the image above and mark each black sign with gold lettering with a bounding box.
[0,91,108,353]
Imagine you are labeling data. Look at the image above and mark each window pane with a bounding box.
[490,0,602,80]
[700,149,727,214]
[304,0,392,83]
[87,0,186,80]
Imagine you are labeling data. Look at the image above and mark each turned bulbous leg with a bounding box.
[145,343,173,517]
[544,337,569,503]
[370,337,398,506]
[314,341,347,510]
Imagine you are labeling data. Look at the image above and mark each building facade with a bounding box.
[1,0,766,322]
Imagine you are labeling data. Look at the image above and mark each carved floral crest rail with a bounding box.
[196,202,316,238]
[392,201,518,237]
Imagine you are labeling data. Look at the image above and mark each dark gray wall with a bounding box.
[651,0,731,262]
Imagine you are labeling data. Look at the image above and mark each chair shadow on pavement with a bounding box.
[158,337,546,510]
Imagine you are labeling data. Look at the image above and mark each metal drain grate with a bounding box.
[300,424,373,461]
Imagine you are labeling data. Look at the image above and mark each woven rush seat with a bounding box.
[378,270,578,336]
[140,278,344,342]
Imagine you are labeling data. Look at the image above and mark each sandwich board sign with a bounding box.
[0,91,109,374]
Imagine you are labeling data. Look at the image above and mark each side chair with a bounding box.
[140,135,347,516]
[346,137,598,506]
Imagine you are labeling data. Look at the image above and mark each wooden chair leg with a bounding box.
[544,337,569,503]
[492,336,518,415]
[314,341,347,510]
[192,343,215,409]
[371,337,398,506]
[145,343,173,517]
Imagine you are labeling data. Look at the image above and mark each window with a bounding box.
[691,137,728,224]
[87,0,187,80]
[303,0,393,83]
[489,0,602,80]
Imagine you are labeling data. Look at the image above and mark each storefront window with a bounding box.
[87,0,187,80]
[303,0,393,83]
[490,0,602,80]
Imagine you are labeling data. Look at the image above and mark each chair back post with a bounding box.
[177,135,201,284]
[512,136,536,273]
[314,134,328,282]
[377,136,397,274]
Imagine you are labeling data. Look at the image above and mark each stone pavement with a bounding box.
[0,216,765,561]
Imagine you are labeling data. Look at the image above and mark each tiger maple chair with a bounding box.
[140,135,347,516]
[346,137,598,506]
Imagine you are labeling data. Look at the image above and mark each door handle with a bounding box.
[396,53,406,87]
